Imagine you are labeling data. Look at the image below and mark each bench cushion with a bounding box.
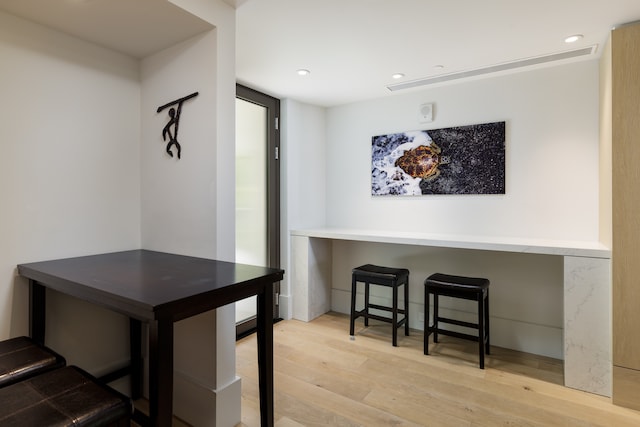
[0,365,132,426]
[0,336,66,388]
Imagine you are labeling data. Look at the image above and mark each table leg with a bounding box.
[256,283,274,427]
[29,280,46,345]
[130,318,143,400]
[148,318,173,427]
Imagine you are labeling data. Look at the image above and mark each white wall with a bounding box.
[141,1,238,424]
[599,38,613,247]
[169,0,237,264]
[140,32,218,258]
[281,99,327,318]
[1,1,239,424]
[0,11,141,370]
[331,241,565,358]
[326,61,600,241]
[289,60,601,359]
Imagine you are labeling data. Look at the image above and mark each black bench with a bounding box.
[0,365,132,426]
[0,336,66,388]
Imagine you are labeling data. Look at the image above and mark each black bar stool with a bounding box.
[350,264,409,346]
[424,273,490,368]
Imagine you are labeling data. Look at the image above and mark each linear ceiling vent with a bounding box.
[387,45,598,91]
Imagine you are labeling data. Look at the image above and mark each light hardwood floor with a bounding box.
[236,312,640,426]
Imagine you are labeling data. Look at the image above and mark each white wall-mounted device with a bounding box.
[419,103,434,123]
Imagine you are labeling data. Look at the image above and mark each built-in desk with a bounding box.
[291,228,611,396]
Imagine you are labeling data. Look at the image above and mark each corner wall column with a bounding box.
[564,256,611,396]
[291,235,332,321]
[612,21,640,411]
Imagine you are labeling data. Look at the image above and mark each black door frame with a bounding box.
[236,84,281,338]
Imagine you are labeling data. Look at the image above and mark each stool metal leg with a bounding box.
[424,288,430,355]
[392,279,398,347]
[478,290,485,369]
[349,275,357,338]
[404,279,410,337]
[485,289,490,354]
[433,292,439,343]
[364,282,370,327]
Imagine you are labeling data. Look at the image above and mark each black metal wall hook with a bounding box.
[157,92,199,159]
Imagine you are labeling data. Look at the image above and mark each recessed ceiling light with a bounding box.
[564,34,583,43]
[297,69,310,76]
[392,73,405,79]
[433,65,445,70]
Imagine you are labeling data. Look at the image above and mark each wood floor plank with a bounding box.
[237,312,640,427]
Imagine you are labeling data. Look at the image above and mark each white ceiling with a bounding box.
[1,0,639,107]
[236,0,640,106]
[0,0,214,58]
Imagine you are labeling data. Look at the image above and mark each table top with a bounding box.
[291,228,611,258]
[18,250,284,322]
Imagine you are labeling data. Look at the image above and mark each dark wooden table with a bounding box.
[17,249,284,427]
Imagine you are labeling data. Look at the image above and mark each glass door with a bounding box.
[235,84,280,337]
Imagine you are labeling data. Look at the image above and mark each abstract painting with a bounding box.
[371,121,505,195]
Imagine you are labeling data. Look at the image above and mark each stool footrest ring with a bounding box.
[428,327,482,344]
[354,309,407,326]
[368,303,407,315]
[435,316,479,330]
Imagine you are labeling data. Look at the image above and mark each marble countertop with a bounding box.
[291,228,611,258]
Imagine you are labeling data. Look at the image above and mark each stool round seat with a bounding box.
[352,264,409,283]
[350,264,409,347]
[424,272,490,369]
[425,273,490,292]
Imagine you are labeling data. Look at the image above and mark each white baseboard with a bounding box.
[279,293,292,320]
